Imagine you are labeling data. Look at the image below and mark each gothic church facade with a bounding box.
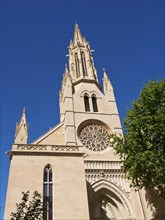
[5,25,154,220]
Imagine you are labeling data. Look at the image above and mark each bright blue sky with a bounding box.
[1,1,164,218]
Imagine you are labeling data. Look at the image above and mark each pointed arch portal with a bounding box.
[88,179,134,220]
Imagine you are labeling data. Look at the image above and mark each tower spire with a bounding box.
[14,107,29,144]
[73,23,84,46]
[102,68,116,104]
[68,24,98,83]
[103,68,113,92]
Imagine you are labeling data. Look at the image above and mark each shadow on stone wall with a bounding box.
[86,181,110,220]
[145,189,165,220]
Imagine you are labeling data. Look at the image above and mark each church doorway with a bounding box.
[88,180,134,220]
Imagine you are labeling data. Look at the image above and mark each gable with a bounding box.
[32,123,64,145]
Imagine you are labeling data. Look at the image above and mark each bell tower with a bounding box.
[59,25,146,219]
[60,24,123,147]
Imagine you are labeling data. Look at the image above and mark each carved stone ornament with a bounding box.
[79,124,110,151]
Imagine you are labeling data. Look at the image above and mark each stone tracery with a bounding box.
[79,124,110,151]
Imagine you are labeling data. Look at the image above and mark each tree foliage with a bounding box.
[111,80,165,199]
[10,191,43,220]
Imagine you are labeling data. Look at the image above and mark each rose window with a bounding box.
[79,124,110,151]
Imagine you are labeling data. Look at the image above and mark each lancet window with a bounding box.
[75,53,80,77]
[84,93,90,112]
[81,51,87,77]
[92,94,98,112]
[43,164,53,220]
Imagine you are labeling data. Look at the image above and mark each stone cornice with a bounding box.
[73,78,101,90]
[84,159,123,170]
[6,144,85,158]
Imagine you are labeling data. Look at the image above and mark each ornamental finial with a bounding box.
[75,19,78,28]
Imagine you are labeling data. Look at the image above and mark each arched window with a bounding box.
[43,164,53,220]
[81,52,87,77]
[84,94,90,112]
[92,94,98,112]
[75,53,80,77]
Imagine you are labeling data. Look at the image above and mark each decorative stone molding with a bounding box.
[17,145,47,151]
[8,144,84,158]
[85,160,122,170]
[13,144,81,152]
[7,152,84,158]
[85,169,130,193]
[51,146,79,152]
[84,160,130,193]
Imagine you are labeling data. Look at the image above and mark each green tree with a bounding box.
[110,80,165,199]
[10,191,43,220]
